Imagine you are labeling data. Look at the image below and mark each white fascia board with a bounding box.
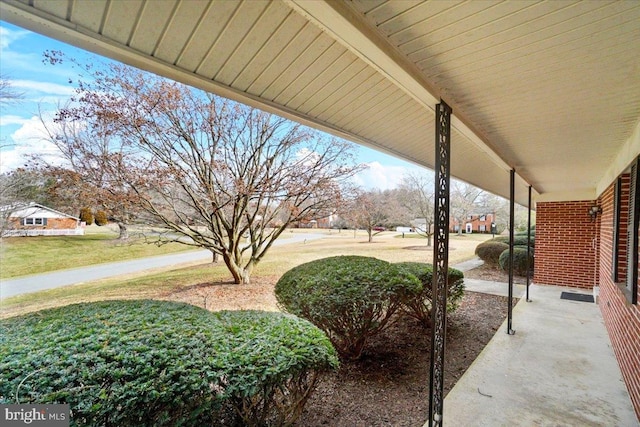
[596,118,640,197]
[285,0,514,175]
[535,190,597,203]
[0,1,418,163]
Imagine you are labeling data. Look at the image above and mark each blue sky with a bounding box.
[0,21,424,189]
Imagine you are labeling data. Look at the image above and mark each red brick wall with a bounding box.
[11,218,78,230]
[597,181,640,419]
[534,201,598,289]
[450,214,494,233]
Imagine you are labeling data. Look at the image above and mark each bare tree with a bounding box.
[0,76,26,236]
[482,193,534,235]
[349,190,391,242]
[0,75,23,107]
[46,56,363,284]
[398,172,435,246]
[36,118,145,240]
[450,180,485,236]
[0,171,34,237]
[482,193,507,234]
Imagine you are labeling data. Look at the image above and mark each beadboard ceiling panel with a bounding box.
[3,0,639,204]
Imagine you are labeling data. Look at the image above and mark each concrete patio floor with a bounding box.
[439,282,639,426]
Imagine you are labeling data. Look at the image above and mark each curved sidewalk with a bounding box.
[440,283,639,426]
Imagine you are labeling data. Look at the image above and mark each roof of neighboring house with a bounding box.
[5,203,80,221]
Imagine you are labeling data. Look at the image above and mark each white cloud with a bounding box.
[0,26,29,50]
[296,147,321,166]
[11,80,76,97]
[353,161,423,191]
[0,115,28,126]
[0,26,42,75]
[0,115,65,173]
[0,24,76,79]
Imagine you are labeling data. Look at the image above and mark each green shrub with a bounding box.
[214,310,338,426]
[395,262,465,326]
[275,256,422,360]
[475,241,509,267]
[492,235,535,247]
[94,210,108,226]
[498,247,534,276]
[79,207,94,225]
[0,301,337,427]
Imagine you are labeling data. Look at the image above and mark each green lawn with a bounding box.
[394,232,496,241]
[0,229,195,279]
[0,231,488,318]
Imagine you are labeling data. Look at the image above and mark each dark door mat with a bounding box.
[560,292,594,303]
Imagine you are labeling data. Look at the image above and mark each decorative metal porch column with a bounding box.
[526,185,532,302]
[507,169,516,334]
[429,100,451,427]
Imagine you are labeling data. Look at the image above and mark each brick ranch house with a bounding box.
[3,203,84,237]
[3,0,638,422]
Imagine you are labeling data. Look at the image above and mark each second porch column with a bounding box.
[507,169,515,334]
[429,100,451,427]
[526,185,532,302]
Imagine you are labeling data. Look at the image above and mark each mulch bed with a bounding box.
[295,291,512,426]
[463,263,528,285]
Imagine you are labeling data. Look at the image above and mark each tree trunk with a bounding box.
[211,251,218,263]
[367,228,373,243]
[427,233,432,247]
[222,252,250,284]
[117,222,129,240]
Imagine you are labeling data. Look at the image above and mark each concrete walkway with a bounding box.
[441,283,639,426]
[452,256,527,298]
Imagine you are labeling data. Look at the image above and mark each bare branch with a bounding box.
[45,56,364,283]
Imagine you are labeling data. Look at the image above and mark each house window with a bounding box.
[625,158,639,304]
[480,215,486,221]
[23,218,47,226]
[479,225,486,232]
[612,177,622,282]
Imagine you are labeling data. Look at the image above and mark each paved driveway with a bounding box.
[0,233,325,299]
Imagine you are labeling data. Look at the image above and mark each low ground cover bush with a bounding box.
[275,256,421,360]
[499,247,534,276]
[475,240,509,267]
[395,262,465,326]
[0,300,337,426]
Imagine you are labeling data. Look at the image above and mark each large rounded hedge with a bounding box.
[492,235,535,247]
[475,241,509,267]
[395,262,465,326]
[498,247,534,276]
[0,300,338,427]
[275,256,422,360]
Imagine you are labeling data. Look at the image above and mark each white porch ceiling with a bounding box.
[1,0,639,205]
